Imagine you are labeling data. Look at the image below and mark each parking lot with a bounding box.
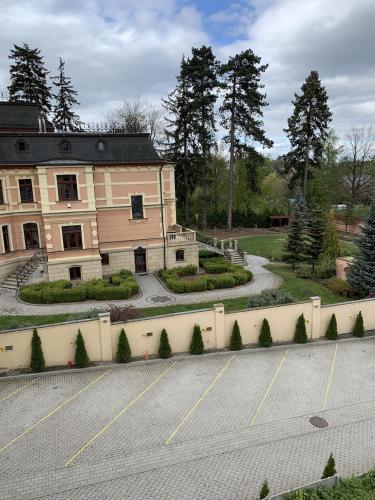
[3,338,375,499]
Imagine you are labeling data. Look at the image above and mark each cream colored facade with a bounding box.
[1,296,375,370]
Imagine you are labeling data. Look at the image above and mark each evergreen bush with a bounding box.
[259,479,270,499]
[190,324,204,355]
[74,329,90,368]
[159,329,172,358]
[323,209,340,259]
[259,319,273,348]
[229,320,243,350]
[116,328,131,363]
[30,328,45,372]
[321,452,337,479]
[248,289,294,308]
[294,314,308,343]
[352,311,364,338]
[325,314,338,340]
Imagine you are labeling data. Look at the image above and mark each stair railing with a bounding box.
[16,249,47,288]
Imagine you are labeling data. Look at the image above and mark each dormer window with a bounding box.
[59,139,72,152]
[96,140,106,152]
[15,140,29,153]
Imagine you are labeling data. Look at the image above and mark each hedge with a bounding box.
[19,269,139,304]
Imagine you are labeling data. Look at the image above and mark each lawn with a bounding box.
[0,311,98,332]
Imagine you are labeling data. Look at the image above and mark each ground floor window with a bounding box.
[101,253,109,265]
[69,266,82,280]
[176,249,185,262]
[23,223,39,249]
[62,225,82,250]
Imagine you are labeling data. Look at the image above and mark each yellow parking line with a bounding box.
[0,378,39,402]
[323,342,338,410]
[165,355,235,445]
[0,369,111,454]
[66,361,177,466]
[250,349,289,426]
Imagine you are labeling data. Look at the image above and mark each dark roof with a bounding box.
[0,101,53,132]
[0,133,163,165]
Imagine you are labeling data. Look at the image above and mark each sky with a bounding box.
[0,0,374,157]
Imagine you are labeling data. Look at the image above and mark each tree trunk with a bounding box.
[303,135,310,197]
[227,78,236,231]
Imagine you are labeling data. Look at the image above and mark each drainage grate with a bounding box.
[309,416,328,428]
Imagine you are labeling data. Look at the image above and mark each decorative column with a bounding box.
[98,312,112,361]
[213,303,225,349]
[310,296,321,340]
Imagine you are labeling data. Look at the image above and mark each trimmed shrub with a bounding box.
[294,314,308,343]
[30,328,45,372]
[107,305,138,323]
[20,287,43,304]
[259,479,270,499]
[259,319,273,348]
[321,452,337,479]
[176,264,197,276]
[190,324,204,355]
[183,278,207,293]
[229,320,243,350]
[352,311,364,338]
[326,277,354,297]
[116,328,131,363]
[159,329,172,358]
[74,330,90,368]
[325,314,338,340]
[166,279,186,293]
[199,250,219,259]
[248,289,294,308]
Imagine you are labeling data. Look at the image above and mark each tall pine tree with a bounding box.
[51,58,80,132]
[284,70,332,196]
[348,195,375,296]
[219,49,272,230]
[306,206,324,271]
[284,195,308,268]
[8,43,52,114]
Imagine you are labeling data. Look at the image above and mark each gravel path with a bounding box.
[0,255,281,315]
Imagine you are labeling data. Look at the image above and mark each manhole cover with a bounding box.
[146,295,175,304]
[309,416,328,428]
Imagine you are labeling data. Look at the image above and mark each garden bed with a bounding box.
[158,254,252,294]
[19,269,140,304]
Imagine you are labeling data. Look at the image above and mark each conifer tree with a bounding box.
[190,324,204,355]
[51,58,80,132]
[284,70,332,196]
[306,206,324,271]
[259,479,270,499]
[159,329,172,358]
[352,311,364,338]
[219,49,272,230]
[325,314,338,340]
[229,320,243,350]
[322,209,340,259]
[116,328,131,363]
[30,328,45,372]
[294,314,308,343]
[321,452,337,479]
[74,329,89,368]
[284,195,307,268]
[259,318,273,348]
[348,196,375,296]
[8,43,52,113]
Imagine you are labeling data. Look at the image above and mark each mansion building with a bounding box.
[0,101,198,283]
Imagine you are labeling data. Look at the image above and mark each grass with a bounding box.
[0,311,99,332]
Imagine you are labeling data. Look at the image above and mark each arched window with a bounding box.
[69,266,82,280]
[23,223,39,249]
[96,140,106,152]
[58,139,72,152]
[15,140,29,153]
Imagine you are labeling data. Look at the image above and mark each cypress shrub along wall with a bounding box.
[190,324,204,355]
[30,328,45,373]
[321,452,337,479]
[159,329,172,358]
[74,329,90,368]
[294,314,308,343]
[229,320,243,350]
[116,328,131,363]
[259,319,273,348]
[352,311,365,338]
[259,480,270,499]
[325,314,338,340]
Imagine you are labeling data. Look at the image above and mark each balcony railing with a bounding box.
[166,225,196,244]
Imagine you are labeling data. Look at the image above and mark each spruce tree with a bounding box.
[284,195,307,268]
[190,324,204,355]
[259,318,273,348]
[294,314,308,343]
[51,58,80,132]
[259,479,270,499]
[74,330,89,368]
[348,196,375,296]
[8,43,52,113]
[306,206,324,271]
[325,314,338,340]
[116,328,131,363]
[219,49,273,230]
[30,328,45,373]
[322,209,340,259]
[229,320,243,350]
[159,329,172,358]
[284,70,332,196]
[321,452,337,479]
[352,311,364,338]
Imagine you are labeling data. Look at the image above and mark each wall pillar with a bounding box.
[98,312,112,361]
[310,296,321,340]
[213,303,225,349]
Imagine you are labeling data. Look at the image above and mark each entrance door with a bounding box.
[134,247,147,273]
[2,226,10,253]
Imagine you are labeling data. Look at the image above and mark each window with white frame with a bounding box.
[62,225,82,250]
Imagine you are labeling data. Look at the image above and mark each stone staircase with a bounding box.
[197,239,247,267]
[1,270,19,290]
[1,249,47,291]
[226,248,246,266]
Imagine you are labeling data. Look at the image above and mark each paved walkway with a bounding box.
[0,255,281,315]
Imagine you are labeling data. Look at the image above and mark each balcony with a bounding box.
[166,225,196,245]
